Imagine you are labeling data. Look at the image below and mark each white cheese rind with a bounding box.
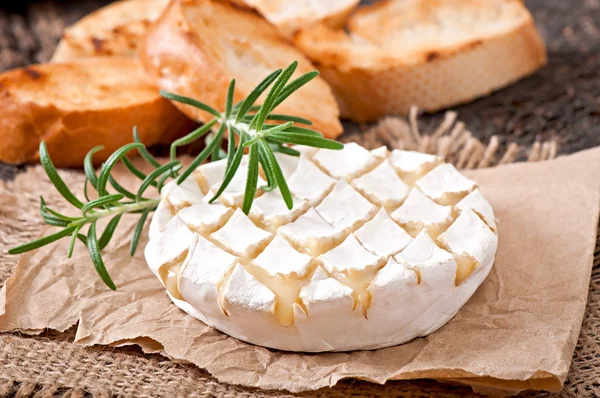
[391,188,453,235]
[167,250,495,352]
[415,163,477,204]
[287,155,336,205]
[316,180,378,231]
[224,264,276,314]
[354,208,413,257]
[162,177,205,209]
[179,196,234,233]
[395,231,457,288]
[438,208,498,268]
[198,157,266,207]
[253,234,313,278]
[279,208,343,255]
[249,190,309,229]
[145,214,195,277]
[371,146,389,160]
[178,234,238,317]
[299,268,354,315]
[312,142,377,180]
[274,152,300,179]
[320,234,384,275]
[455,188,497,232]
[148,200,173,240]
[352,160,411,208]
[389,150,442,174]
[211,208,273,257]
[144,142,498,352]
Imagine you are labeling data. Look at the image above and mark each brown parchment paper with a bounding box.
[1,147,600,396]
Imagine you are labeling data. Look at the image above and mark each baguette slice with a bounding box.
[138,0,342,138]
[51,0,169,62]
[294,0,547,122]
[0,57,195,167]
[232,0,360,37]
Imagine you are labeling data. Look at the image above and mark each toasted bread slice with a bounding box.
[0,57,195,167]
[294,0,547,121]
[51,0,169,62]
[138,0,342,138]
[235,0,360,37]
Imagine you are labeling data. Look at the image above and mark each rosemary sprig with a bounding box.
[9,61,343,290]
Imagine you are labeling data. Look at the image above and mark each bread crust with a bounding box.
[0,58,195,167]
[51,0,169,62]
[238,0,360,37]
[138,0,342,138]
[294,0,547,121]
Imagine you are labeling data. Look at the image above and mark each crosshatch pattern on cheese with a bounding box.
[145,143,498,352]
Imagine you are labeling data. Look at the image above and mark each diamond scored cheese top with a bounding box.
[145,142,498,352]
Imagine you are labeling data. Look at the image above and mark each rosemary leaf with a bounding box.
[235,69,282,122]
[226,125,238,169]
[156,170,173,192]
[9,226,76,254]
[242,145,260,214]
[10,62,346,292]
[97,143,144,197]
[258,151,277,192]
[250,61,297,131]
[273,70,319,110]
[82,194,125,215]
[243,114,313,125]
[258,139,293,209]
[40,196,78,221]
[225,79,235,118]
[84,146,104,189]
[264,114,312,125]
[130,209,150,256]
[42,215,71,227]
[40,199,75,226]
[210,133,247,203]
[177,124,225,184]
[160,90,221,118]
[136,160,181,202]
[243,122,293,147]
[68,224,84,258]
[170,119,218,161]
[84,178,92,202]
[133,127,162,168]
[39,142,84,209]
[279,125,323,136]
[77,234,88,245]
[87,221,116,290]
[267,132,344,150]
[99,214,123,250]
[266,141,301,157]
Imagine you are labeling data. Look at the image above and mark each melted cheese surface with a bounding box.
[146,146,498,333]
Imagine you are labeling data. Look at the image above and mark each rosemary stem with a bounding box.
[70,198,160,227]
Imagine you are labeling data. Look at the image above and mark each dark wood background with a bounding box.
[0,0,598,179]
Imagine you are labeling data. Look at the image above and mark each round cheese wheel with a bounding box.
[144,143,498,352]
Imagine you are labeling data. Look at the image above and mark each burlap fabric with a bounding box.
[1,112,598,397]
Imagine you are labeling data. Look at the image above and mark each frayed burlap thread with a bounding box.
[345,107,559,168]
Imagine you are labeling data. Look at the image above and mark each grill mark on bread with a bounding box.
[91,37,106,53]
[23,67,42,80]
